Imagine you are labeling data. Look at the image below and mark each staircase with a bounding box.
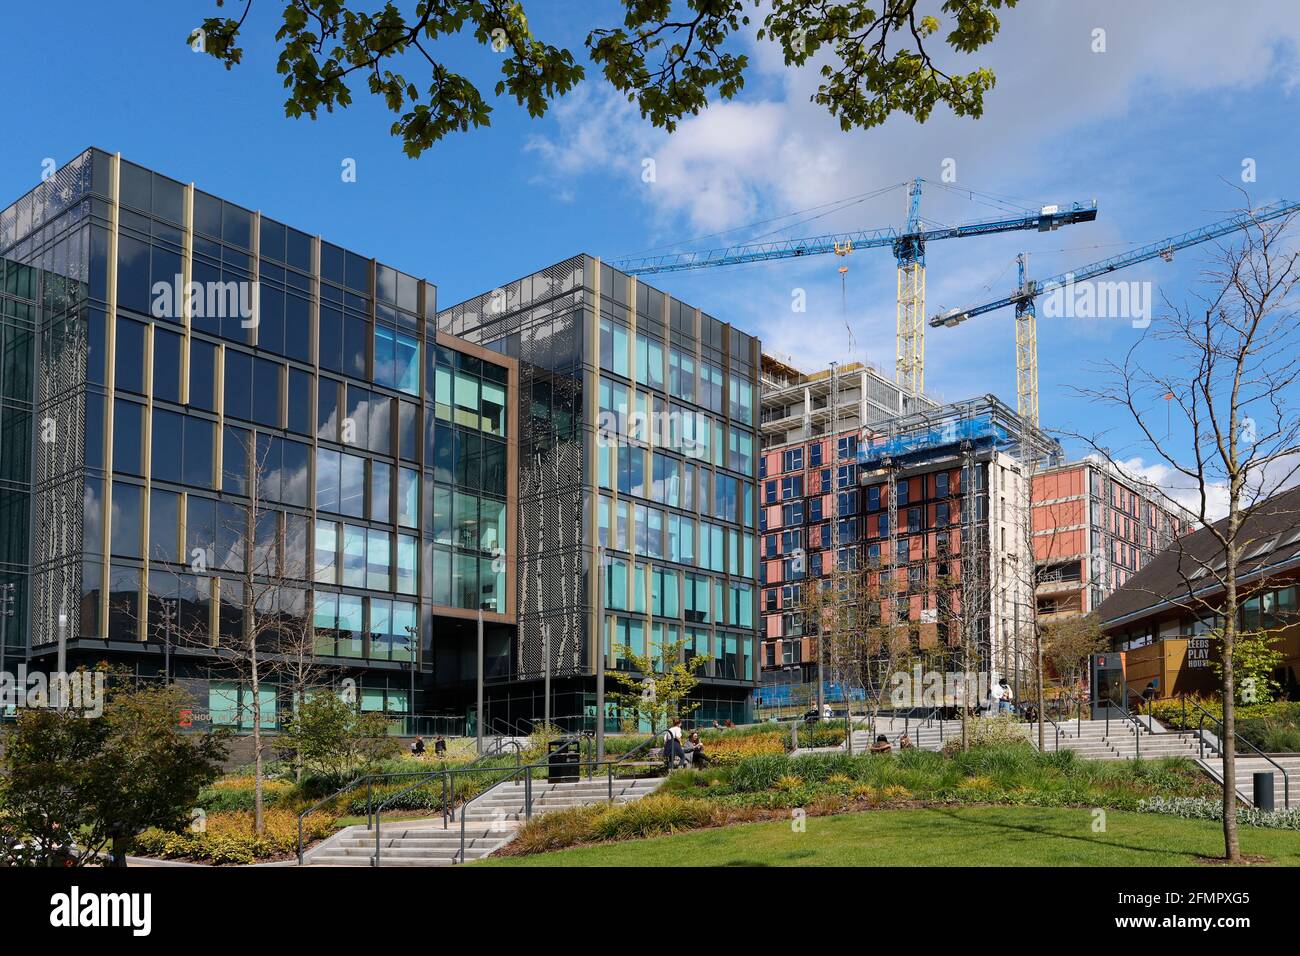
[304,775,663,867]
[1041,718,1210,760]
[855,717,989,752]
[1195,753,1300,810]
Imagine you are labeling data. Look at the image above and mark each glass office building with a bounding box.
[0,256,41,674]
[0,149,517,729]
[439,256,762,728]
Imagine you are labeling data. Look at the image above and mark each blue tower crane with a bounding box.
[612,179,1098,396]
[930,199,1300,427]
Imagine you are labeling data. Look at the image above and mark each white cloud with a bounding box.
[1111,455,1229,523]
[522,0,1300,506]
[529,0,1300,239]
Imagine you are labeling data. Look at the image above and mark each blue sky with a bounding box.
[3,1,1298,509]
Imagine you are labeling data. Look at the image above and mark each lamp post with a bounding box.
[0,581,15,694]
[158,597,177,685]
[595,545,607,761]
[56,610,68,712]
[536,566,550,730]
[404,624,419,737]
[475,607,484,755]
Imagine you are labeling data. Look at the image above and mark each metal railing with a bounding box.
[1182,695,1290,809]
[454,751,661,865]
[296,735,530,864]
[1014,700,1063,751]
[599,735,655,776]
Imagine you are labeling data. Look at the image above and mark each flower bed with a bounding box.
[132,808,338,865]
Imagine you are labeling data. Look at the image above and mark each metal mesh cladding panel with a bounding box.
[438,258,592,681]
[32,302,89,646]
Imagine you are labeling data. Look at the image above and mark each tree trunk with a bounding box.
[1035,627,1045,750]
[252,651,265,837]
[110,834,130,868]
[1222,536,1240,862]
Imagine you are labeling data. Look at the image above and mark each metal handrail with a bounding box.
[296,774,375,865]
[296,737,531,864]
[296,768,461,865]
[450,736,591,865]
[599,735,655,777]
[1018,700,1062,751]
[453,762,533,866]
[1183,695,1290,809]
[374,743,581,866]
[1109,694,1148,758]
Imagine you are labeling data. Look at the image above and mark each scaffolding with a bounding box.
[857,395,1061,676]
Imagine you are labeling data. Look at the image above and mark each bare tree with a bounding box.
[1072,208,1300,861]
[130,432,325,835]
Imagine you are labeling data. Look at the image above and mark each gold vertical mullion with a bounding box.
[212,337,226,648]
[627,274,651,649]
[588,257,602,673]
[100,154,121,636]
[215,343,226,490]
[181,184,194,404]
[140,323,154,642]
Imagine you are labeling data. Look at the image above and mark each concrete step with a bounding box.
[309,854,457,867]
[304,770,667,866]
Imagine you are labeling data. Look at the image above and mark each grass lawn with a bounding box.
[477,806,1300,867]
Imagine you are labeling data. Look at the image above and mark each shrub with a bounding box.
[1150,698,1300,752]
[703,733,786,767]
[729,754,791,792]
[132,808,337,864]
[508,795,716,855]
[197,779,295,813]
[1136,796,1300,830]
[939,716,1032,756]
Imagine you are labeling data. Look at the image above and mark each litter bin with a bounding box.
[1254,771,1275,812]
[548,740,580,782]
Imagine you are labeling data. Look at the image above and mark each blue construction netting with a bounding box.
[857,412,1009,469]
[756,682,866,707]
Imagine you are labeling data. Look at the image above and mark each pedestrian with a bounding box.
[663,717,687,768]
[434,735,447,757]
[410,735,426,756]
[683,732,708,768]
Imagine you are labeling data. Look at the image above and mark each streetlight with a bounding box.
[157,597,177,685]
[0,581,15,692]
[404,623,419,737]
[594,545,607,761]
[56,610,67,712]
[475,607,484,755]
[536,566,550,730]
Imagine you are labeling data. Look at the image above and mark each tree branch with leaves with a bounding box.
[195,0,1018,155]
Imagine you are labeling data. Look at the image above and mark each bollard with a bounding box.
[1254,772,1275,812]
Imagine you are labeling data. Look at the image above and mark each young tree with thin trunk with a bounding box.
[143,432,321,836]
[1072,207,1300,861]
